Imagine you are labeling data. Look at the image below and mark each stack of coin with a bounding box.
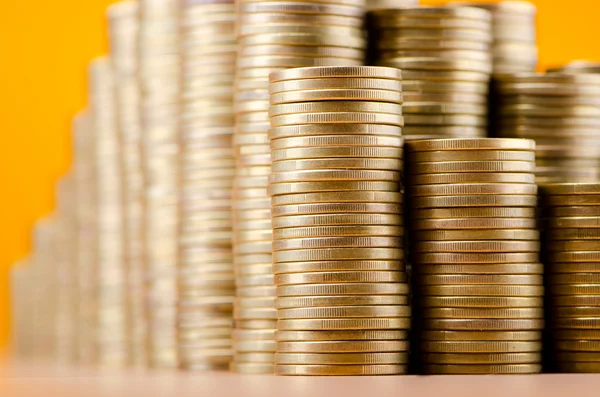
[548,60,600,74]
[368,6,492,140]
[366,0,417,11]
[107,0,147,368]
[495,73,600,184]
[452,1,537,74]
[232,0,367,374]
[406,138,543,375]
[177,0,236,371]
[540,183,600,373]
[88,58,128,368]
[9,258,34,360]
[268,66,409,376]
[138,0,180,368]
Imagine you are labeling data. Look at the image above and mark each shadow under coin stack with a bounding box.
[268,66,409,377]
[138,0,180,368]
[406,138,544,375]
[232,0,367,374]
[540,183,600,373]
[177,0,236,371]
[495,73,600,184]
[368,6,492,140]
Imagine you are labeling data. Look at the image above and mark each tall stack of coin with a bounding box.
[548,61,600,74]
[452,1,537,74]
[495,73,600,184]
[406,138,543,375]
[268,66,409,377]
[108,1,147,367]
[177,0,236,371]
[232,1,367,374]
[88,58,128,368]
[540,183,600,373]
[368,6,492,140]
[9,258,34,360]
[138,0,180,368]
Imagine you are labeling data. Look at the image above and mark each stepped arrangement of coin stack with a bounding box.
[406,138,544,375]
[495,73,600,184]
[540,183,600,373]
[177,0,236,371]
[368,6,492,140]
[138,0,180,368]
[88,58,128,368]
[268,66,409,376]
[107,0,146,368]
[232,1,367,374]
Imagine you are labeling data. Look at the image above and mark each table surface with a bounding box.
[1,359,600,397]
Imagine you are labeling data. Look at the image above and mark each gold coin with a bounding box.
[403,102,488,115]
[421,352,541,365]
[275,352,408,365]
[413,241,540,253]
[234,320,277,329]
[403,113,487,126]
[278,318,411,331]
[383,37,490,51]
[272,202,401,217]
[278,340,408,353]
[232,339,277,352]
[403,125,486,137]
[270,89,403,104]
[546,218,600,229]
[550,284,600,295]
[541,183,600,195]
[269,169,401,183]
[545,229,600,240]
[411,196,538,209]
[269,101,402,117]
[411,183,537,197]
[272,191,402,206]
[233,353,275,363]
[274,248,404,262]
[408,150,535,162]
[274,236,402,251]
[230,362,274,374]
[554,362,600,373]
[270,112,404,127]
[370,6,491,20]
[270,135,403,150]
[555,340,600,352]
[406,138,535,152]
[408,160,535,174]
[421,307,544,319]
[554,306,600,318]
[268,181,400,195]
[269,77,402,93]
[409,172,535,185]
[232,329,274,341]
[269,66,402,82]
[421,330,541,341]
[236,25,363,39]
[420,340,542,353]
[273,260,403,274]
[274,225,403,239]
[278,305,411,319]
[269,123,402,139]
[274,364,407,375]
[548,273,600,284]
[276,330,408,341]
[238,44,365,59]
[553,330,600,340]
[374,17,490,32]
[412,208,537,220]
[238,1,365,16]
[272,214,402,229]
[275,295,408,309]
[401,80,489,95]
[417,264,543,275]
[271,146,403,161]
[276,283,409,297]
[419,284,543,296]
[236,286,276,298]
[411,218,537,230]
[547,206,600,217]
[418,274,543,286]
[422,318,544,330]
[548,251,600,263]
[550,295,600,306]
[422,363,541,374]
[274,271,405,285]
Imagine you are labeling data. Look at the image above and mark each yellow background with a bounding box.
[0,0,599,350]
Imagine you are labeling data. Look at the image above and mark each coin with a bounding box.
[268,181,400,195]
[269,66,402,82]
[270,112,404,127]
[411,196,537,209]
[269,78,402,93]
[554,362,600,373]
[270,89,403,104]
[269,101,403,116]
[410,183,537,196]
[273,260,404,274]
[278,317,411,331]
[230,362,274,374]
[276,330,408,341]
[406,138,535,152]
[275,364,407,375]
[421,352,541,365]
[412,241,540,253]
[409,172,535,185]
[278,340,409,353]
[408,160,535,174]
[277,283,409,296]
[550,295,600,306]
[419,284,543,296]
[275,295,409,309]
[412,228,539,239]
[269,124,403,139]
[421,307,544,319]
[274,225,403,239]
[274,271,405,285]
[271,191,401,206]
[422,318,544,330]
[408,150,535,162]
[278,305,411,319]
[272,214,402,229]
[275,352,408,365]
[555,340,600,352]
[411,218,537,230]
[274,248,404,262]
[273,203,401,217]
[271,146,403,161]
[269,169,401,183]
[417,264,543,276]
[553,330,600,340]
[418,274,543,286]
[420,340,542,353]
[545,229,600,241]
[421,330,541,341]
[422,363,541,374]
[554,306,600,318]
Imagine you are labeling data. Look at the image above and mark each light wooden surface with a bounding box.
[2,359,600,397]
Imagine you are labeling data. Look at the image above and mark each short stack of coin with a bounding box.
[232,1,367,374]
[107,0,147,368]
[495,73,600,184]
[368,6,492,140]
[406,138,544,375]
[177,0,236,371]
[548,60,600,74]
[452,1,537,74]
[138,0,180,368]
[268,66,410,376]
[540,183,600,373]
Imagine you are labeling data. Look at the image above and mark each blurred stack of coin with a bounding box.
[452,1,537,74]
[177,0,236,371]
[72,111,96,365]
[88,58,128,368]
[548,60,600,74]
[368,6,492,140]
[366,0,417,11]
[232,1,367,374]
[138,0,180,368]
[495,73,600,184]
[406,138,543,375]
[540,183,600,373]
[9,258,34,360]
[107,0,147,368]
[268,66,409,376]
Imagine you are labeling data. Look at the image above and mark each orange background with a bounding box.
[0,0,599,350]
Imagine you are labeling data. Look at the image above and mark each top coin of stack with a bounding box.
[177,0,236,372]
[540,183,600,374]
[452,1,538,74]
[548,60,600,74]
[368,6,493,140]
[232,0,367,374]
[268,66,410,377]
[406,138,543,375]
[495,73,600,184]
